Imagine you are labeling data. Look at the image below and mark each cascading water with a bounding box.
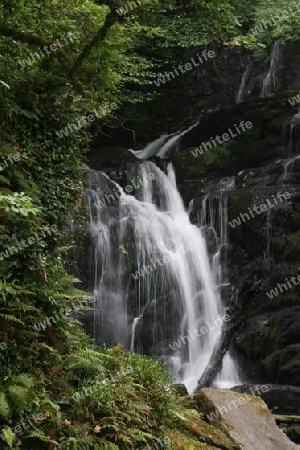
[283,108,300,157]
[83,161,241,393]
[279,108,300,182]
[260,40,280,98]
[129,122,198,160]
[236,63,252,103]
[195,178,241,388]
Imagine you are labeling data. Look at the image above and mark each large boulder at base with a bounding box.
[198,388,298,450]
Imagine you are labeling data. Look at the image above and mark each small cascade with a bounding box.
[83,162,242,393]
[197,178,242,388]
[260,40,281,98]
[216,353,242,388]
[236,63,252,103]
[283,109,300,157]
[129,122,198,160]
[281,155,300,183]
[128,133,174,160]
[278,108,300,183]
[130,317,141,351]
[83,169,130,347]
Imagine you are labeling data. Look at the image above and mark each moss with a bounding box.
[167,428,213,449]
[286,233,300,260]
[248,396,271,418]
[193,391,220,425]
[174,408,240,450]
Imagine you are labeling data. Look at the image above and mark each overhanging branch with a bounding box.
[0,7,119,96]
[0,23,85,94]
[69,8,119,74]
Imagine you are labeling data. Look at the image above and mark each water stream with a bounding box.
[83,161,241,393]
[260,40,280,98]
[236,63,252,103]
[129,122,198,160]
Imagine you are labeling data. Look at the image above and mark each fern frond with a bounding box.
[1,426,15,448]
[0,313,23,324]
[10,374,35,388]
[0,392,10,419]
[7,385,30,408]
[23,431,59,445]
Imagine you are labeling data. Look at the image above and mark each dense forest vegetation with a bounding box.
[1,1,300,449]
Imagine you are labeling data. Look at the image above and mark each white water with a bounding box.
[283,109,300,157]
[260,41,280,98]
[236,63,252,103]
[84,162,241,393]
[129,122,198,160]
[198,179,241,389]
[280,155,300,182]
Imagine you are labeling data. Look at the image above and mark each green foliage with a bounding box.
[0,193,41,216]
[203,145,231,167]
[0,1,271,450]
[248,0,300,56]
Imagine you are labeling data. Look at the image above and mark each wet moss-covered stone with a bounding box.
[264,345,300,385]
[167,407,240,450]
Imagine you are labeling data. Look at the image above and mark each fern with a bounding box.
[66,437,119,450]
[23,431,59,445]
[0,314,23,324]
[1,426,15,449]
[0,392,10,419]
[95,442,119,450]
[0,374,37,417]
[10,374,35,388]
[7,385,30,408]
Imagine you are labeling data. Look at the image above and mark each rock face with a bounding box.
[196,388,298,450]
[85,40,300,403]
[174,91,300,385]
[232,384,300,415]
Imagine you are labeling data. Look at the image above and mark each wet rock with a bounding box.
[264,345,300,386]
[199,388,298,450]
[285,425,300,444]
[232,384,300,415]
[172,383,189,397]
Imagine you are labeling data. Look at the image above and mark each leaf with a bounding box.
[0,393,10,419]
[0,314,24,324]
[1,427,15,448]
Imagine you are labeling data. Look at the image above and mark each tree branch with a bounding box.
[69,8,119,74]
[0,23,49,46]
[0,23,85,94]
[0,5,120,96]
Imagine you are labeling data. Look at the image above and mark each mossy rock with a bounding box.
[167,407,241,450]
[263,350,282,381]
[264,345,300,385]
[173,383,190,397]
[193,391,221,426]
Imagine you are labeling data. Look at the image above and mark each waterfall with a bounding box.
[196,178,241,388]
[236,63,252,103]
[260,41,280,98]
[277,108,300,183]
[83,161,241,393]
[129,122,198,160]
[283,109,300,157]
